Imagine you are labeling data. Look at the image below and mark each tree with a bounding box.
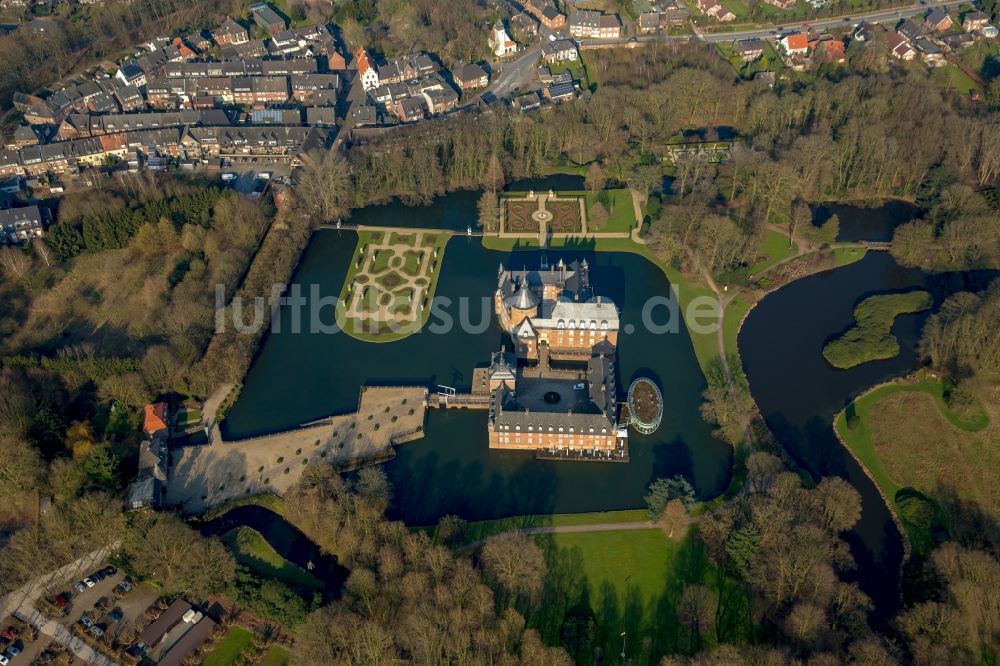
[588,201,609,230]
[480,532,546,605]
[0,247,32,280]
[677,585,717,652]
[296,150,354,221]
[700,381,755,445]
[124,513,236,597]
[585,162,606,192]
[645,475,697,519]
[79,448,119,494]
[477,191,500,232]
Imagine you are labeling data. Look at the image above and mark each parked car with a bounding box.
[90,571,105,582]
[79,614,93,628]
[0,629,14,641]
[108,608,123,623]
[36,652,55,664]
[82,578,96,588]
[0,653,8,665]
[88,625,104,638]
[4,646,19,657]
[73,582,86,593]
[101,565,117,577]
[54,593,70,609]
[115,581,132,594]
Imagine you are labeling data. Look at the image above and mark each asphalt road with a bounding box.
[583,0,968,44]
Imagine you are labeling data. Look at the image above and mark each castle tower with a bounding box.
[507,281,538,328]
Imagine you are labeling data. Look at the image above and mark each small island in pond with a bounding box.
[822,290,933,369]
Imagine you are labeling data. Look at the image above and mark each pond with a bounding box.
[811,200,918,243]
[739,250,997,618]
[223,194,731,525]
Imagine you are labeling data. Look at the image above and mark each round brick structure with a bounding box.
[627,377,663,434]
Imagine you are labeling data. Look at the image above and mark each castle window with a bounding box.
[527,425,533,431]
[589,427,594,433]
[601,428,607,434]
[590,321,597,330]
[558,426,564,432]
[548,426,554,432]
[601,320,608,330]
[569,427,574,433]
[515,425,520,431]
[557,319,565,328]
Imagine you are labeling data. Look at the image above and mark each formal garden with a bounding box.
[338,229,449,342]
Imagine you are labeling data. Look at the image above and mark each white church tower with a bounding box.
[489,21,518,58]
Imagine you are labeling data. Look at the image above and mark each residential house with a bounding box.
[144,402,169,439]
[962,11,990,32]
[291,73,340,102]
[814,38,846,63]
[422,86,459,114]
[733,38,765,61]
[569,10,621,39]
[637,4,689,32]
[924,8,953,32]
[220,40,268,60]
[542,39,579,64]
[185,31,212,52]
[115,63,147,88]
[780,32,809,55]
[514,91,543,112]
[763,0,796,9]
[545,81,576,102]
[524,0,567,30]
[250,108,302,125]
[377,53,436,85]
[898,19,925,43]
[853,22,877,41]
[490,21,518,57]
[350,104,378,126]
[125,439,167,510]
[395,97,427,122]
[306,107,337,127]
[697,0,735,22]
[7,125,40,148]
[213,18,249,45]
[89,92,119,114]
[251,2,287,36]
[942,32,975,49]
[357,48,380,91]
[0,205,46,245]
[885,29,917,60]
[455,64,489,90]
[327,50,348,70]
[915,37,946,65]
[114,85,145,112]
[510,13,539,41]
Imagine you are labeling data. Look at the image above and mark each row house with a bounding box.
[182,125,326,159]
[185,32,213,53]
[249,108,302,125]
[213,18,249,46]
[116,86,145,112]
[523,0,566,30]
[221,40,269,60]
[231,76,290,104]
[290,73,341,102]
[455,64,489,90]
[18,137,106,176]
[637,3,690,32]
[162,58,317,79]
[58,110,234,140]
[568,11,622,39]
[377,53,436,85]
[510,13,539,41]
[0,205,48,245]
[116,63,147,89]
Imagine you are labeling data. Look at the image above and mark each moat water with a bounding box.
[224,207,730,524]
[223,189,995,616]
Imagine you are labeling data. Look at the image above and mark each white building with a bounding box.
[356,47,380,91]
[490,21,518,58]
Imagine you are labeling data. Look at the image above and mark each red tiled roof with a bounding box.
[144,403,168,435]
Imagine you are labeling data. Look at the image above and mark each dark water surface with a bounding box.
[224,196,730,524]
[739,250,997,616]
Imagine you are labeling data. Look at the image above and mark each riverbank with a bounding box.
[832,370,993,556]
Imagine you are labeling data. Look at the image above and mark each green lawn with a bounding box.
[261,646,290,666]
[581,190,635,233]
[833,245,867,267]
[199,492,286,521]
[722,295,752,366]
[717,229,798,286]
[544,529,686,603]
[201,627,254,666]
[222,527,325,590]
[834,371,990,553]
[943,63,979,96]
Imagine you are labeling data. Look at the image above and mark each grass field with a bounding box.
[202,627,254,666]
[833,245,867,266]
[222,526,325,590]
[717,230,798,286]
[261,646,290,666]
[834,372,994,550]
[199,492,285,521]
[584,189,635,233]
[942,63,979,97]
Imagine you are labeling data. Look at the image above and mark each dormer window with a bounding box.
[601,320,608,330]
